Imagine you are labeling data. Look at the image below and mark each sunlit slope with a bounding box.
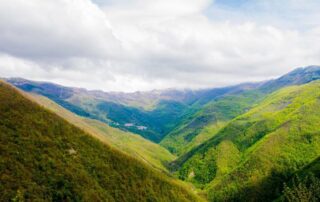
[161,66,320,157]
[25,93,176,171]
[160,90,262,155]
[0,81,201,202]
[173,81,320,201]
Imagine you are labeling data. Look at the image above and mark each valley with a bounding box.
[2,65,320,201]
[2,0,320,201]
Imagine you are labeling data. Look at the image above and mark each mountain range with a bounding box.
[1,65,320,201]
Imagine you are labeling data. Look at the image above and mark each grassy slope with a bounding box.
[0,81,202,202]
[26,93,176,171]
[160,90,263,156]
[174,81,320,201]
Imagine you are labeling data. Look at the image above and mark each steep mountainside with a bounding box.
[0,81,201,201]
[160,89,263,155]
[172,81,320,201]
[161,66,320,156]
[26,93,175,171]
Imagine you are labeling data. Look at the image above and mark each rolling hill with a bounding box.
[0,81,201,201]
[171,80,320,201]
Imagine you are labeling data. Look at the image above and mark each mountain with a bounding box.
[26,92,175,171]
[5,78,191,142]
[6,66,320,145]
[2,65,320,201]
[0,81,201,201]
[6,66,320,147]
[160,89,263,155]
[6,78,261,142]
[171,80,320,201]
[160,65,320,156]
[260,65,320,92]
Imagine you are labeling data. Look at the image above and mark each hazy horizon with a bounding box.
[4,65,320,94]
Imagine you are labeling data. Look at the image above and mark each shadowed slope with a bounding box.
[0,81,201,202]
[26,93,175,171]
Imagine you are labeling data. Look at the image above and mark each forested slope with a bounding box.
[26,93,175,171]
[172,81,320,201]
[0,81,201,202]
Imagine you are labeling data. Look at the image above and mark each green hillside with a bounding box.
[0,81,201,201]
[26,93,176,171]
[161,66,320,157]
[160,90,263,155]
[173,81,320,201]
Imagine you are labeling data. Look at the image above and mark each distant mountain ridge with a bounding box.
[6,77,262,142]
[6,65,320,107]
[6,65,320,144]
[260,65,320,92]
[6,77,262,110]
[6,77,196,110]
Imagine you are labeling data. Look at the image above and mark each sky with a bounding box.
[0,0,320,92]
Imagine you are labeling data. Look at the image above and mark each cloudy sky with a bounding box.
[0,0,320,92]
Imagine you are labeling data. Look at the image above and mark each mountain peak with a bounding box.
[288,65,320,74]
[302,65,320,72]
[261,65,320,92]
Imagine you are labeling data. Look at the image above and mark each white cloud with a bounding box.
[0,0,120,59]
[0,0,319,92]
